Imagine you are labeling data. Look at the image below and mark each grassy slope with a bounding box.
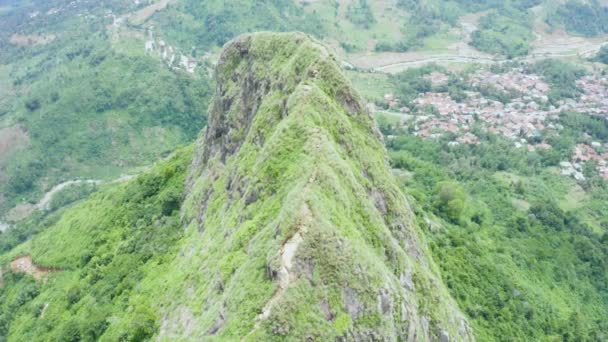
[0,146,193,341]
[1,0,599,215]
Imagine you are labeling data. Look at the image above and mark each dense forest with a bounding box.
[547,0,608,37]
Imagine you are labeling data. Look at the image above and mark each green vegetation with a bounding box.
[433,181,466,223]
[388,64,518,109]
[470,10,534,58]
[527,59,587,103]
[0,146,192,341]
[547,0,608,37]
[1,1,607,340]
[345,0,376,29]
[377,60,608,339]
[151,0,326,51]
[385,59,587,113]
[344,71,393,103]
[0,0,601,218]
[559,111,608,142]
[47,183,98,213]
[597,45,608,64]
[387,133,608,340]
[389,65,437,104]
[161,32,471,340]
[0,32,473,341]
[377,0,460,52]
[0,0,212,214]
[382,0,539,55]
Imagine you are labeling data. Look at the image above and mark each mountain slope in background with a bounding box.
[0,0,212,216]
[0,32,472,341]
[2,0,606,220]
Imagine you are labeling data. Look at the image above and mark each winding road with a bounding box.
[350,41,608,74]
[1,173,139,231]
[36,179,101,211]
[387,44,605,72]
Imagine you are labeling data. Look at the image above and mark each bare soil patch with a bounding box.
[10,255,58,281]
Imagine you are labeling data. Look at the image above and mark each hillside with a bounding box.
[0,0,212,218]
[0,1,607,341]
[0,32,473,341]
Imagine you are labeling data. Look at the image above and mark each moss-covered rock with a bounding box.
[160,32,473,341]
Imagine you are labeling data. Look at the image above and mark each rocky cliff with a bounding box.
[158,32,473,341]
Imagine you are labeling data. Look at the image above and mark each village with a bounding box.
[383,68,608,181]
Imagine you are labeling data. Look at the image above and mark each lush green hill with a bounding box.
[546,0,608,37]
[1,2,607,341]
[387,134,608,341]
[0,145,192,341]
[0,32,473,341]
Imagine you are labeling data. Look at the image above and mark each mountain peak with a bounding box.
[196,32,368,167]
[163,32,474,341]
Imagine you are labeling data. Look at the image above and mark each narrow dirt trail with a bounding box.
[10,255,58,281]
[35,173,138,211]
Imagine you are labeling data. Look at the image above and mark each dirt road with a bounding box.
[36,179,101,211]
[346,10,608,74]
[375,45,606,73]
[3,173,139,225]
[350,40,608,73]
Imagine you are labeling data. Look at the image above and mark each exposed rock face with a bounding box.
[162,32,473,341]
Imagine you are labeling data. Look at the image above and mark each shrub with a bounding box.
[433,181,466,223]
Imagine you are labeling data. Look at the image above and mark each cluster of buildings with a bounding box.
[144,27,211,74]
[408,70,556,148]
[575,75,608,118]
[561,143,608,181]
[470,70,550,96]
[385,69,608,181]
[144,34,199,74]
[562,75,608,181]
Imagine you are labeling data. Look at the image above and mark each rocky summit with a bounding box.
[159,32,473,340]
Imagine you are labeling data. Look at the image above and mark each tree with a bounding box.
[346,0,376,28]
[433,181,466,223]
[25,98,41,112]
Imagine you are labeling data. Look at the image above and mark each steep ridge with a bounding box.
[158,32,473,341]
[0,32,474,341]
